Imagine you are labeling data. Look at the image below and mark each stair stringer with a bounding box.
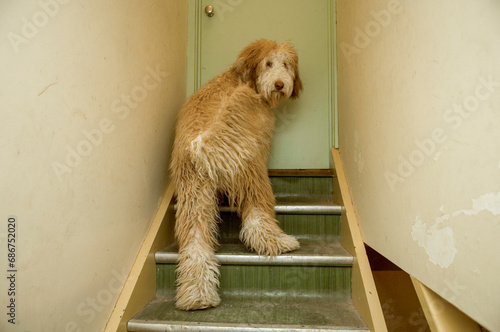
[330,148,388,332]
[105,182,176,332]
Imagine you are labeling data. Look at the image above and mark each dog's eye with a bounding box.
[283,63,288,69]
[266,61,273,68]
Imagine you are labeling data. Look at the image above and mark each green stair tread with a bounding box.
[219,213,341,242]
[157,264,352,299]
[128,295,369,331]
[270,176,335,203]
[156,240,353,266]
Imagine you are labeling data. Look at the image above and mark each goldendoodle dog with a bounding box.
[171,39,303,310]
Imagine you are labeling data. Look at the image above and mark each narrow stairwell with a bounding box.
[128,171,369,331]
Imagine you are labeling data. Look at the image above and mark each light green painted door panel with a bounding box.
[187,0,336,169]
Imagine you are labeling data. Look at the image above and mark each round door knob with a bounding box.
[205,5,214,17]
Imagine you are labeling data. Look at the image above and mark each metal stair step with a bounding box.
[155,239,353,299]
[128,295,369,332]
[156,240,353,266]
[173,202,344,215]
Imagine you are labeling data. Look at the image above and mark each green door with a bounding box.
[187,0,337,169]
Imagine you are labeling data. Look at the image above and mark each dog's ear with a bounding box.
[233,39,277,88]
[281,43,303,99]
[291,67,303,99]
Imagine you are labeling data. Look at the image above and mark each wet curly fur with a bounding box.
[170,39,303,310]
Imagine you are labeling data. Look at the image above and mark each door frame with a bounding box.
[186,0,339,149]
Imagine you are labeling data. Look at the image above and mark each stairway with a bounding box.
[128,171,369,331]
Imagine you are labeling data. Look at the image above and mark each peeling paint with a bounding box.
[433,150,442,161]
[452,192,500,217]
[412,217,457,268]
[413,190,500,268]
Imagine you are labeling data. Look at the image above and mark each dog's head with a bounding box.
[233,39,303,108]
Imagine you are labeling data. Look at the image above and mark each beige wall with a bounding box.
[0,1,187,331]
[337,0,500,331]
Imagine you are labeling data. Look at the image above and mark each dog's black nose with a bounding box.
[274,81,284,91]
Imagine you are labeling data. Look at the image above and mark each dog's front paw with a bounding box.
[175,285,221,311]
[275,232,300,254]
[240,221,300,256]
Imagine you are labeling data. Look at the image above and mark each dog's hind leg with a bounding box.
[238,169,300,256]
[174,175,221,310]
